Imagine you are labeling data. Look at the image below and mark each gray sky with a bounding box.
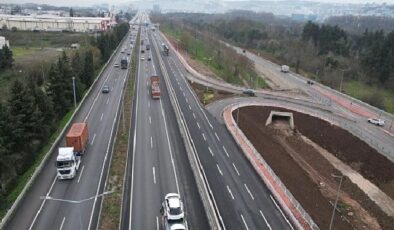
[1,0,394,7]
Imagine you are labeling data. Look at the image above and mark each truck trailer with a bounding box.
[56,123,89,179]
[150,75,161,99]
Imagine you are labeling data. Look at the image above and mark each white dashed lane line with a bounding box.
[259,210,272,230]
[215,132,220,141]
[226,186,235,200]
[240,214,250,230]
[223,146,230,158]
[244,184,255,200]
[208,147,214,156]
[197,122,201,130]
[216,164,223,176]
[233,163,240,176]
[202,133,206,141]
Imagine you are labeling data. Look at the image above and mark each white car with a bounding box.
[162,193,184,221]
[114,63,119,68]
[141,56,145,60]
[368,118,385,126]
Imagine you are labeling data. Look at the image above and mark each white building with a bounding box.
[0,14,113,32]
[0,36,9,49]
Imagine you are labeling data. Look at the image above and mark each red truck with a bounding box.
[150,75,160,99]
[66,122,89,155]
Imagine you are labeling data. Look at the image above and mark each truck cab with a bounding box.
[56,147,81,179]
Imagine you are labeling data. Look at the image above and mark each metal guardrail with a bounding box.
[0,33,127,230]
[152,31,224,230]
[225,102,319,230]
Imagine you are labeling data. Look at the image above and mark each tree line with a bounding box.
[159,12,393,110]
[0,22,129,214]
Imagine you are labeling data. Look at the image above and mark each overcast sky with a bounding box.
[2,0,394,7]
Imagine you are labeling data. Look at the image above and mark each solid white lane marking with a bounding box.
[270,195,294,230]
[208,147,214,157]
[77,165,85,183]
[227,186,234,200]
[202,133,206,141]
[106,98,110,104]
[216,164,223,176]
[151,136,153,149]
[59,217,66,230]
[233,163,240,176]
[240,214,250,230]
[149,116,152,124]
[29,176,57,230]
[100,113,104,121]
[197,122,201,130]
[159,100,181,193]
[153,167,156,184]
[91,133,96,145]
[156,216,159,230]
[215,132,220,141]
[223,146,230,158]
[193,113,196,119]
[259,210,272,230]
[244,184,254,200]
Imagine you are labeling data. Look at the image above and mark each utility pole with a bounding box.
[339,67,350,93]
[329,174,344,230]
[72,77,77,108]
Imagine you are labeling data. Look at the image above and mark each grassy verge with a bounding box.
[0,108,75,219]
[343,81,394,114]
[99,30,139,229]
[161,26,267,88]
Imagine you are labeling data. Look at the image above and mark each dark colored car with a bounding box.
[102,85,110,93]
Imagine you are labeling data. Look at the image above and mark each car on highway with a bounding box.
[141,56,145,60]
[148,56,151,61]
[101,85,110,93]
[368,118,385,126]
[242,89,256,96]
[162,193,184,221]
[114,63,119,68]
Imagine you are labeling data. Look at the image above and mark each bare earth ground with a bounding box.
[188,80,235,105]
[235,106,394,229]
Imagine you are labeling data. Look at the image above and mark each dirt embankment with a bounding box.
[235,106,394,229]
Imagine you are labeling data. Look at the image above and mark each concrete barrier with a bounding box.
[223,102,319,230]
[152,32,224,230]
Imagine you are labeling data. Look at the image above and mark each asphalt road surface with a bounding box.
[121,17,209,230]
[5,18,138,230]
[150,26,294,230]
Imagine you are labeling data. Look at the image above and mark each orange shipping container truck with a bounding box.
[66,123,89,155]
[151,75,161,99]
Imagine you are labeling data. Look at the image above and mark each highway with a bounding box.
[121,14,209,230]
[5,17,138,230]
[149,24,294,229]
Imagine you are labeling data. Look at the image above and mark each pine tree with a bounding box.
[82,50,94,87]
[7,80,36,156]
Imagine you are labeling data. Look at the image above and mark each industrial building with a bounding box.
[0,14,113,32]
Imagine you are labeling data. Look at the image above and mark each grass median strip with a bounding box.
[99,30,139,229]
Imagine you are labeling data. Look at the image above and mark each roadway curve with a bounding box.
[151,25,294,229]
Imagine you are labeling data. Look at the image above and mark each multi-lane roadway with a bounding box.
[145,21,294,229]
[5,16,138,230]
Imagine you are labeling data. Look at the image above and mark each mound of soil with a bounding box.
[235,106,394,229]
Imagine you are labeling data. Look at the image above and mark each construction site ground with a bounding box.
[235,106,394,229]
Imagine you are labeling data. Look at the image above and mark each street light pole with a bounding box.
[40,190,113,230]
[72,77,77,108]
[339,67,350,93]
[329,174,344,230]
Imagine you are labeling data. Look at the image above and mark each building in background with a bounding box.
[0,36,9,48]
[0,14,113,32]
